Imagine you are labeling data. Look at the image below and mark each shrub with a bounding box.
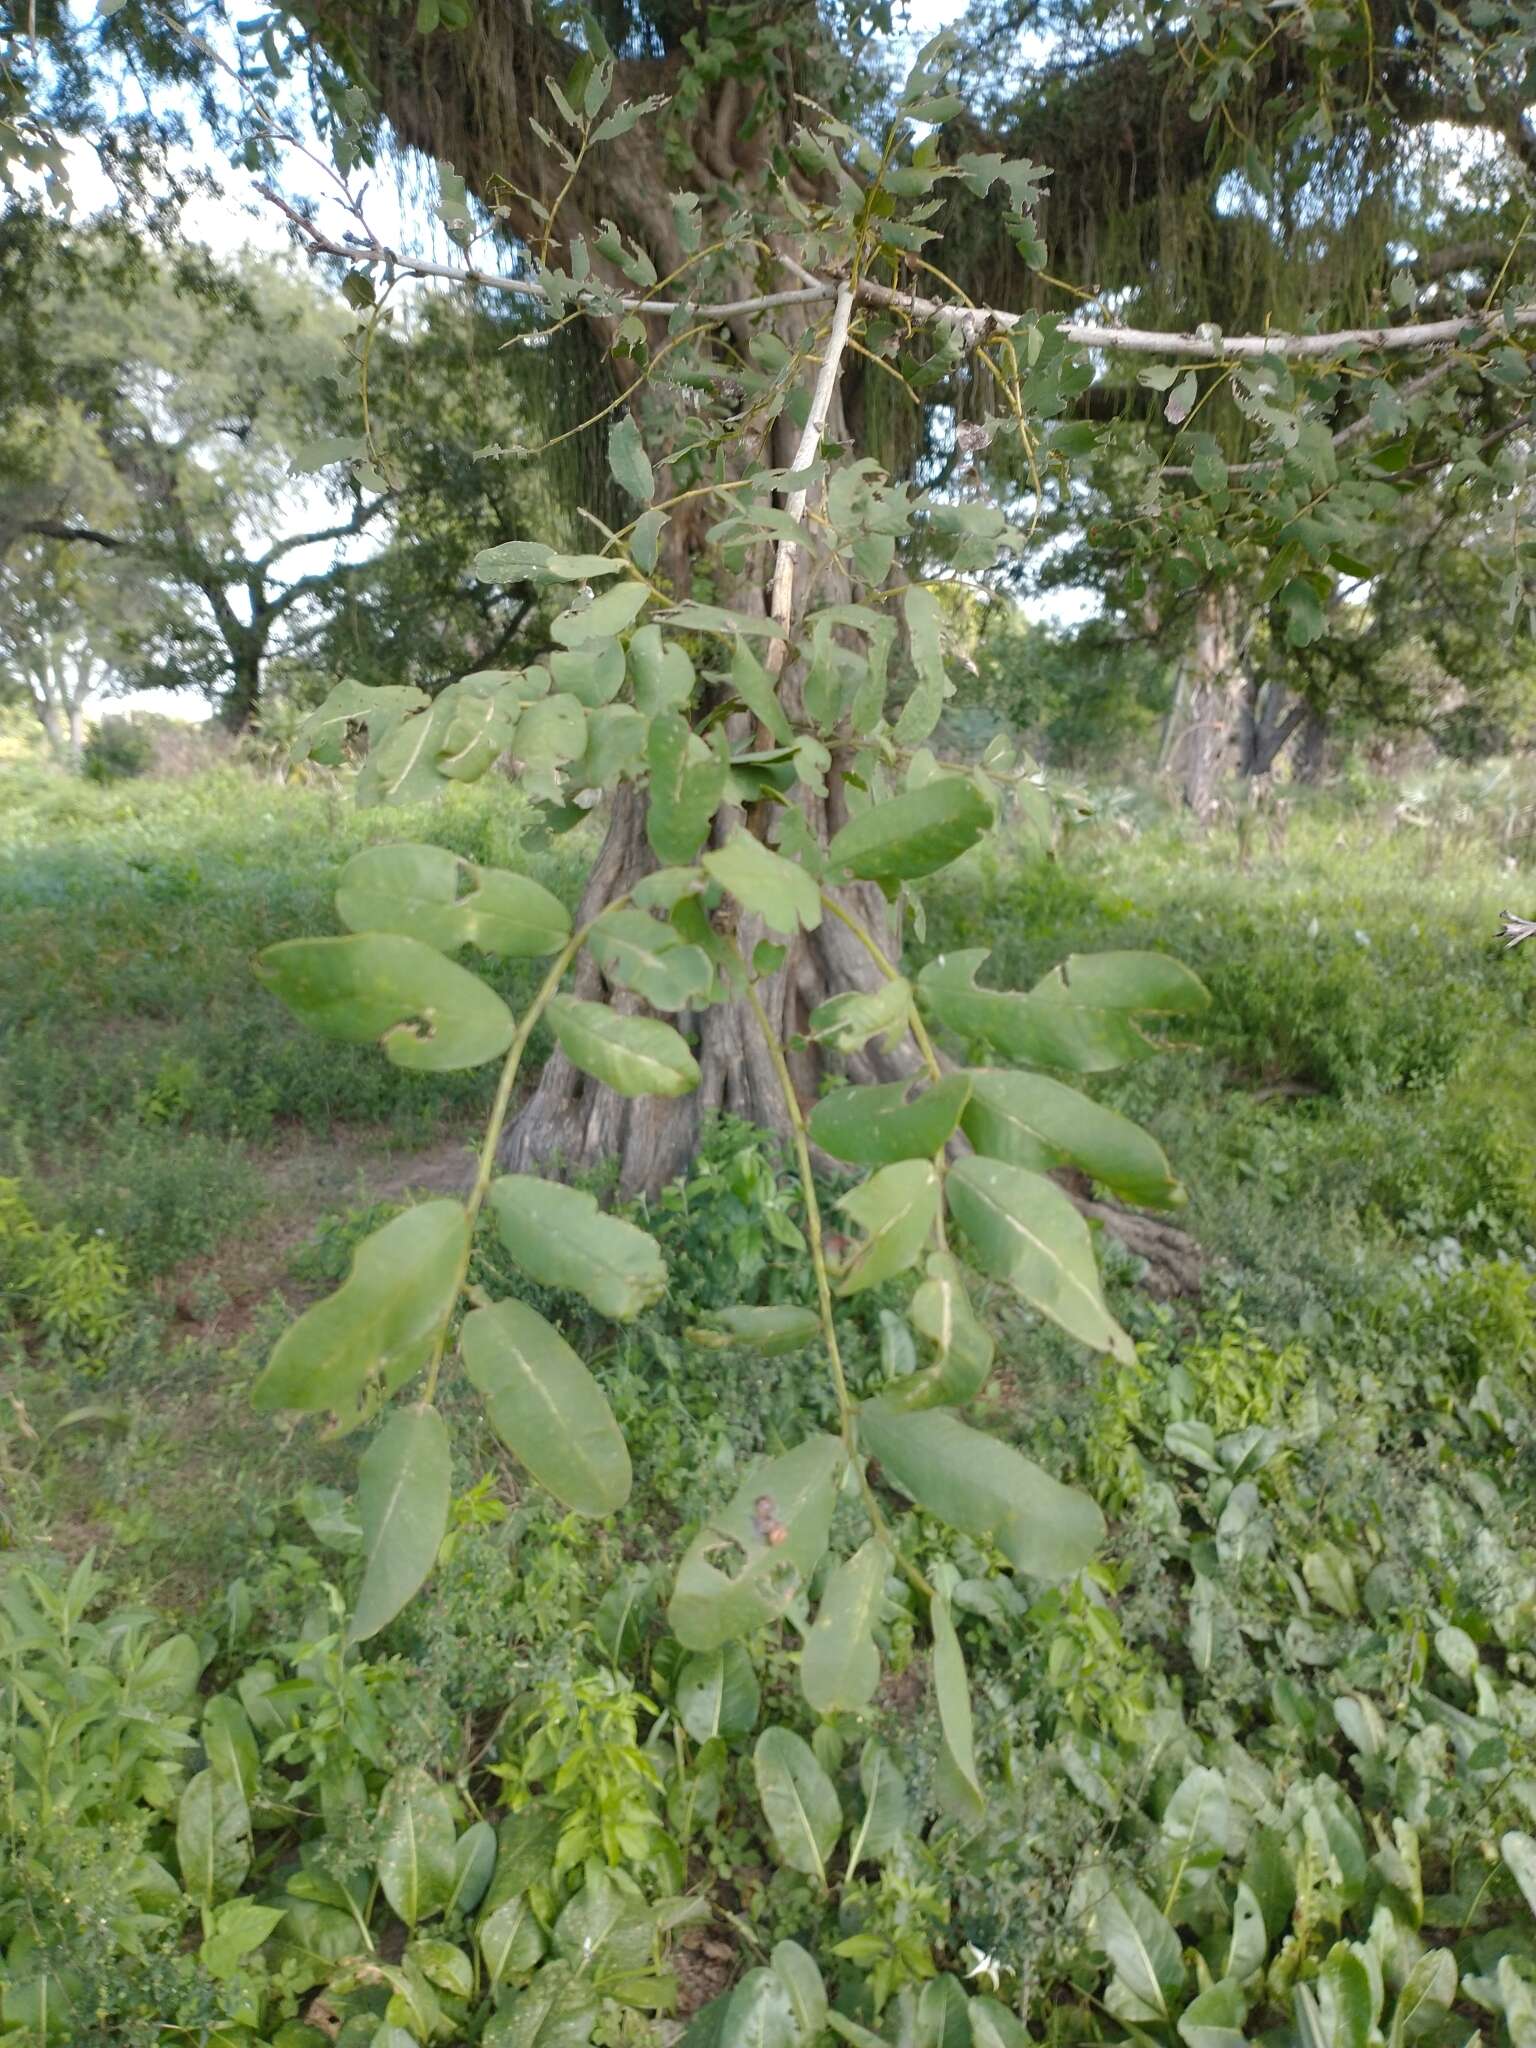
[82,717,156,783]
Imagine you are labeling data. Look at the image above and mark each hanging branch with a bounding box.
[766,283,856,665]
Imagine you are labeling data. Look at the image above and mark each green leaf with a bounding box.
[647,712,726,864]
[893,586,953,744]
[809,1075,971,1166]
[256,934,515,1071]
[687,1305,822,1354]
[676,1642,761,1741]
[723,1969,798,2048]
[337,846,573,960]
[961,1068,1184,1208]
[754,1727,842,1884]
[858,1399,1105,1577]
[801,1538,886,1715]
[461,1299,631,1515]
[547,994,701,1097]
[847,1739,908,1871]
[609,415,655,503]
[177,1768,252,1910]
[1388,1952,1456,2047]
[198,1900,287,1983]
[827,779,992,883]
[703,830,822,936]
[945,1155,1134,1362]
[447,1820,498,1919]
[886,1251,994,1409]
[919,947,1208,1071]
[631,507,668,574]
[808,976,913,1055]
[916,1975,972,2048]
[1503,1831,1536,1921]
[835,1160,941,1296]
[350,1403,452,1643]
[772,1941,827,2043]
[1177,1981,1247,2048]
[969,1999,1031,2048]
[479,1895,547,1985]
[291,677,429,766]
[931,1595,984,1822]
[628,626,695,716]
[551,638,627,708]
[669,1435,845,1650]
[488,1176,666,1320]
[1317,1945,1373,2048]
[252,1202,468,1426]
[377,1765,457,1927]
[549,580,650,647]
[1095,1881,1186,2023]
[202,1694,259,1806]
[514,692,587,803]
[587,907,712,1010]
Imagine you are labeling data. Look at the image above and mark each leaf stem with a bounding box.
[818,890,944,1081]
[420,895,629,1403]
[733,948,933,1604]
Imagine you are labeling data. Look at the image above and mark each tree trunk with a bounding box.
[1240,680,1307,779]
[221,647,263,733]
[1294,703,1328,783]
[1164,588,1246,816]
[66,699,84,767]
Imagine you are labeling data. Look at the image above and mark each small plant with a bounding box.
[0,1175,131,1358]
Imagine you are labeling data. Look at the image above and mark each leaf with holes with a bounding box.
[461,1299,631,1515]
[827,778,992,883]
[858,1399,1105,1577]
[252,1202,467,1426]
[550,580,650,648]
[350,1403,451,1643]
[962,1068,1185,1208]
[336,844,571,960]
[669,1435,845,1650]
[256,934,515,1071]
[801,1537,886,1715]
[946,1155,1134,1362]
[754,1728,841,1885]
[547,994,700,1097]
[809,1074,971,1166]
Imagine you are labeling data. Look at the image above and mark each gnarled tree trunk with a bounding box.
[1163,587,1248,817]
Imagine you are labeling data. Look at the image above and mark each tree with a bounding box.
[17,0,1536,1190]
[0,539,124,764]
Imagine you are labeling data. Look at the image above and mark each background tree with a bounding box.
[0,539,128,765]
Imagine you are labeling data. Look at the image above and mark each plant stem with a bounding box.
[421,896,629,1403]
[734,949,934,1603]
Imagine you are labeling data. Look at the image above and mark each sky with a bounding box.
[53,0,1095,721]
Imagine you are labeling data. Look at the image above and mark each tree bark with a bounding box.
[1164,588,1247,816]
[1294,703,1329,782]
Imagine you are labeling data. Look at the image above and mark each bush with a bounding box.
[81,717,156,783]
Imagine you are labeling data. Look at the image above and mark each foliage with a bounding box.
[81,717,155,783]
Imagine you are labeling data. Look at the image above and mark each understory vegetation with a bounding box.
[4,749,1535,2046]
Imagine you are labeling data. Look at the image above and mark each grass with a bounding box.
[3,741,1535,2042]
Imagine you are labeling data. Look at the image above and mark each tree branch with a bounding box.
[251,494,386,574]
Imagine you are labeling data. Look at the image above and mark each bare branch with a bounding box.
[767,283,857,665]
[251,494,386,575]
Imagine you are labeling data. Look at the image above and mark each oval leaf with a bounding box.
[835,1160,941,1296]
[962,1068,1184,1209]
[809,1074,971,1167]
[931,1595,985,1822]
[548,994,701,1097]
[378,1765,457,1927]
[256,933,515,1071]
[488,1176,666,1320]
[676,1642,761,1742]
[946,1154,1134,1362]
[801,1538,886,1716]
[336,844,571,960]
[350,1403,452,1644]
[827,778,993,882]
[858,1398,1105,1578]
[754,1727,841,1884]
[587,907,713,1011]
[461,1299,631,1515]
[252,1202,468,1427]
[609,415,655,504]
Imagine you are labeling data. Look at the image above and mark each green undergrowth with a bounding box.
[3,756,1536,2045]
